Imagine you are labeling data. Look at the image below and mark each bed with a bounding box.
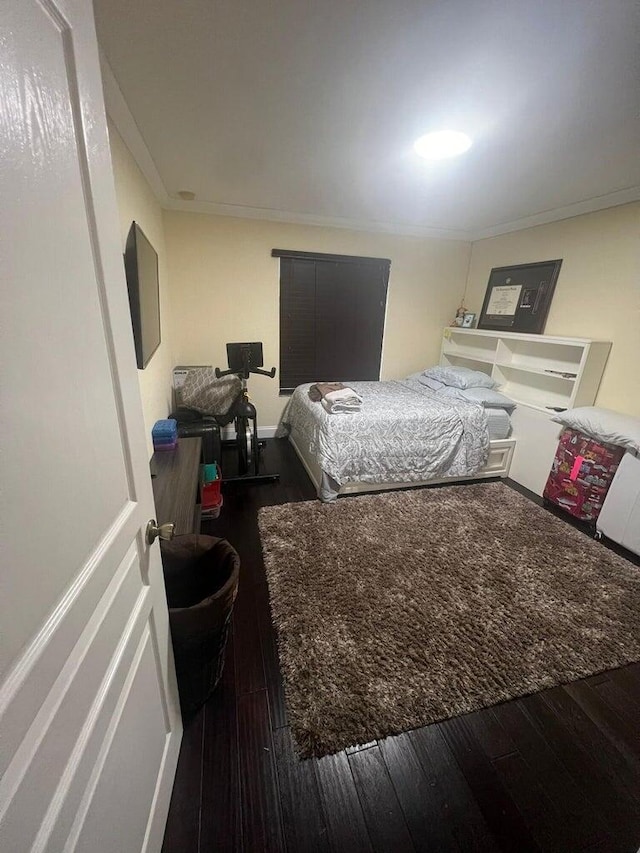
[277,377,515,500]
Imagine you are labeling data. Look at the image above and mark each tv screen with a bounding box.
[124,221,160,369]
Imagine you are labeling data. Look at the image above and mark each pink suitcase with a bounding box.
[543,428,624,523]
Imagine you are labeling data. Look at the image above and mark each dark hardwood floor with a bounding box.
[162,438,640,853]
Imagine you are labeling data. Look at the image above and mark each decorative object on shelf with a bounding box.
[462,312,476,328]
[452,304,467,326]
[478,259,562,334]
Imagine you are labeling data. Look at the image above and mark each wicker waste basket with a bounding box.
[160,534,240,715]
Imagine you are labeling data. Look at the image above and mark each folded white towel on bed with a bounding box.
[324,388,363,404]
[321,386,363,413]
[321,398,361,414]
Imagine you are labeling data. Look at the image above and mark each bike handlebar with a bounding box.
[214,365,276,380]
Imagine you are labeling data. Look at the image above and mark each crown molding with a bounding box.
[99,50,170,204]
[161,197,469,240]
[100,57,639,244]
[468,186,640,241]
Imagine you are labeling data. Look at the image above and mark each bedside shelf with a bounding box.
[441,328,611,412]
[494,361,577,379]
[442,352,495,366]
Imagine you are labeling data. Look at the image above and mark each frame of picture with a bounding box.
[462,312,476,328]
[478,259,562,334]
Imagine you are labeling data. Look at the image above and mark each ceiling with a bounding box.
[93,0,640,239]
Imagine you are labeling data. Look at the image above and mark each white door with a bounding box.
[0,1,182,851]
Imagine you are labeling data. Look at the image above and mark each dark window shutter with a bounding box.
[279,258,316,392]
[276,250,389,393]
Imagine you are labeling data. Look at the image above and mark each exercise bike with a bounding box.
[215,342,279,484]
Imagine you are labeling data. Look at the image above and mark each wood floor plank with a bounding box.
[348,745,416,853]
[379,732,462,853]
[590,672,640,736]
[272,437,317,502]
[541,686,640,806]
[491,701,612,850]
[565,678,640,764]
[233,583,267,696]
[272,727,331,853]
[226,502,265,590]
[161,705,204,853]
[608,662,640,706]
[254,581,288,730]
[465,710,583,852]
[579,840,631,853]
[237,689,284,852]
[460,707,518,760]
[199,631,241,853]
[409,725,500,853]
[439,715,541,853]
[492,750,582,853]
[522,691,640,849]
[314,750,374,853]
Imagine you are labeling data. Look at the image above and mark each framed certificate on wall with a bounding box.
[478,259,562,334]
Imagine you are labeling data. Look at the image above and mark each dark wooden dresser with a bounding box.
[150,437,202,534]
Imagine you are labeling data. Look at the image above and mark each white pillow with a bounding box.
[437,385,516,410]
[422,365,497,390]
[417,375,445,391]
[551,407,640,453]
[457,386,517,411]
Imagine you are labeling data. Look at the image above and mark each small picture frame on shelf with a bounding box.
[462,312,476,328]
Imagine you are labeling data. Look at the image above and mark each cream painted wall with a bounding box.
[464,203,640,417]
[163,211,470,427]
[108,120,175,456]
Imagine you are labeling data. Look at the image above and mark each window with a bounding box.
[273,249,390,393]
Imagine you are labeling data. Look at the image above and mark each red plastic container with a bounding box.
[201,468,223,518]
[202,478,221,508]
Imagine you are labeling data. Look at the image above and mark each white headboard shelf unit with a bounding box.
[440,328,611,414]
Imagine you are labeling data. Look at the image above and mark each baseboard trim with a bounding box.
[221,425,278,440]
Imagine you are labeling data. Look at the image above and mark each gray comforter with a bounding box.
[276,378,490,500]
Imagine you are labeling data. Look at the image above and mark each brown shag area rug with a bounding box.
[258,482,640,758]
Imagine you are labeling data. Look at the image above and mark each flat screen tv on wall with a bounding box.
[124,221,160,369]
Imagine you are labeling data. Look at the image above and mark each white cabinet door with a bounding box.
[0,2,181,850]
[509,406,562,496]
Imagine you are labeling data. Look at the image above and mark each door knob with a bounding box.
[146,519,175,545]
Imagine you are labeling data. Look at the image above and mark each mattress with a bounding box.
[277,379,490,499]
[486,407,512,440]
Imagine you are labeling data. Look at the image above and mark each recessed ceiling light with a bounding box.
[178,190,196,201]
[413,130,472,160]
